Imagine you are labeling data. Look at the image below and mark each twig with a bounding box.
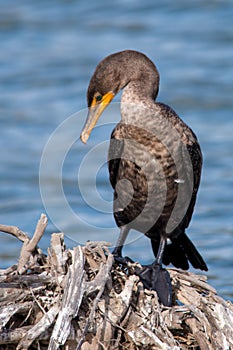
[0,224,29,243]
[29,287,47,316]
[49,233,68,275]
[17,214,48,274]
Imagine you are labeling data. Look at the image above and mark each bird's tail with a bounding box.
[151,233,208,271]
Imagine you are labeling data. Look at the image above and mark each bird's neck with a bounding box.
[121,80,156,103]
[120,81,158,124]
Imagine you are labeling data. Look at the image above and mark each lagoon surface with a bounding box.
[0,0,233,301]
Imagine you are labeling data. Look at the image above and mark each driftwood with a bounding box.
[0,214,233,350]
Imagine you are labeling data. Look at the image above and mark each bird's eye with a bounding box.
[95,94,102,102]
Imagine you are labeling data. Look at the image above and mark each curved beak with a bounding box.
[80,91,115,144]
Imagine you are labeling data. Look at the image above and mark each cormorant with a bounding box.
[80,50,208,306]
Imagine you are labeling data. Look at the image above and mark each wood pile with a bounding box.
[0,214,233,350]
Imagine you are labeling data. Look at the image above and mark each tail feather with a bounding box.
[163,240,189,270]
[176,233,208,271]
[151,233,208,271]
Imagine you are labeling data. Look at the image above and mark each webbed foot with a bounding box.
[135,262,172,306]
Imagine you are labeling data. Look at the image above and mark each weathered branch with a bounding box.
[17,304,60,350]
[49,246,86,349]
[17,213,48,274]
[0,224,29,243]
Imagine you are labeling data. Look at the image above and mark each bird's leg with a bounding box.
[135,236,172,306]
[112,226,133,264]
[154,235,166,265]
[112,225,129,256]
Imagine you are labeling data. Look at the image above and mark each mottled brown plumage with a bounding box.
[81,50,207,274]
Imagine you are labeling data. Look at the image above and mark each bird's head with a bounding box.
[80,50,159,144]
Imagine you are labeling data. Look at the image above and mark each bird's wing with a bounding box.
[155,102,203,231]
[108,124,124,189]
[182,140,202,229]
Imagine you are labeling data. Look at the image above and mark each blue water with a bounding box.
[0,1,233,301]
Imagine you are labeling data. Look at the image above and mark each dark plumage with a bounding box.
[81,50,208,275]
